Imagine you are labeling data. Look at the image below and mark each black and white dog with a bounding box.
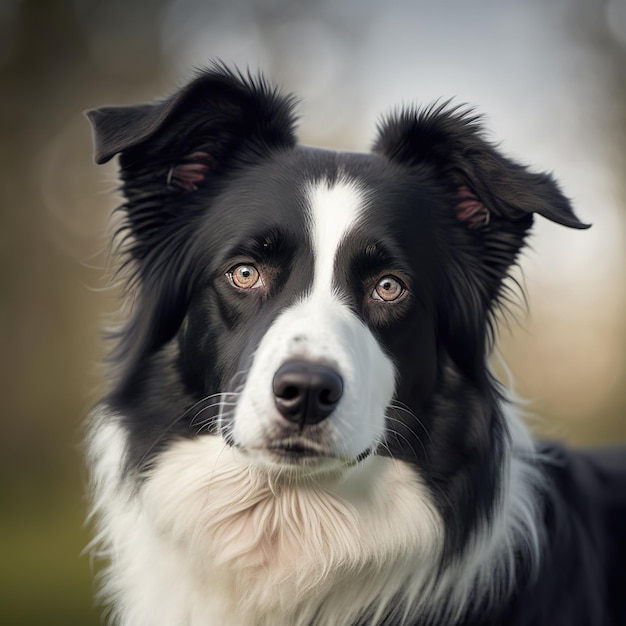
[86,65,626,626]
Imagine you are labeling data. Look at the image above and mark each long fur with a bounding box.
[85,65,625,626]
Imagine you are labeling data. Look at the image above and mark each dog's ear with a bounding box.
[87,64,297,167]
[86,64,297,248]
[373,103,589,231]
[373,104,590,374]
[86,66,297,368]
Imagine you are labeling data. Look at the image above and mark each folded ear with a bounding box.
[374,103,589,230]
[86,64,297,250]
[86,65,297,368]
[87,64,297,166]
[373,104,590,373]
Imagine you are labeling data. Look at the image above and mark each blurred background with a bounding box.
[1,0,624,623]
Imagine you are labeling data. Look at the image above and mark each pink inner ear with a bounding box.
[455,185,490,229]
[167,151,213,191]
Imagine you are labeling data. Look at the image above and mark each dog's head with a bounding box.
[88,65,587,509]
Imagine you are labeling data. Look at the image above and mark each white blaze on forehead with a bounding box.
[231,177,395,462]
[306,179,365,297]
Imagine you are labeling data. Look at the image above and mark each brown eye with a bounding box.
[372,275,405,302]
[228,264,263,290]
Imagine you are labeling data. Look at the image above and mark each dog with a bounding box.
[85,64,626,625]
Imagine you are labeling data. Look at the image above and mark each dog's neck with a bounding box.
[87,401,542,626]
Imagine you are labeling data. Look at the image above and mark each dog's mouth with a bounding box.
[247,439,373,471]
[266,439,328,460]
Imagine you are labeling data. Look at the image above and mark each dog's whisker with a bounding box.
[189,400,239,425]
[134,393,241,469]
[382,415,428,462]
[387,403,432,442]
[383,413,427,445]
[191,398,241,436]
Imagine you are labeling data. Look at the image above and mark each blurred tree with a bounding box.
[0,0,168,479]
[0,2,168,623]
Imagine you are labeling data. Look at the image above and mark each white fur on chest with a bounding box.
[89,416,444,626]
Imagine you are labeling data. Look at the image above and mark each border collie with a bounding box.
[85,65,626,626]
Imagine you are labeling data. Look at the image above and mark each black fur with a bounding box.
[87,65,625,626]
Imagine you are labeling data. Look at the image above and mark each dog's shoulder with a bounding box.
[531,442,626,625]
[540,442,626,524]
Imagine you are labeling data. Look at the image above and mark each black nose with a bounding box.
[272,360,343,427]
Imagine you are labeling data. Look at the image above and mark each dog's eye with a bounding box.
[372,275,405,302]
[228,264,263,290]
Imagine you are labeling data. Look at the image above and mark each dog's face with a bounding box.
[178,153,447,476]
[88,67,587,527]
